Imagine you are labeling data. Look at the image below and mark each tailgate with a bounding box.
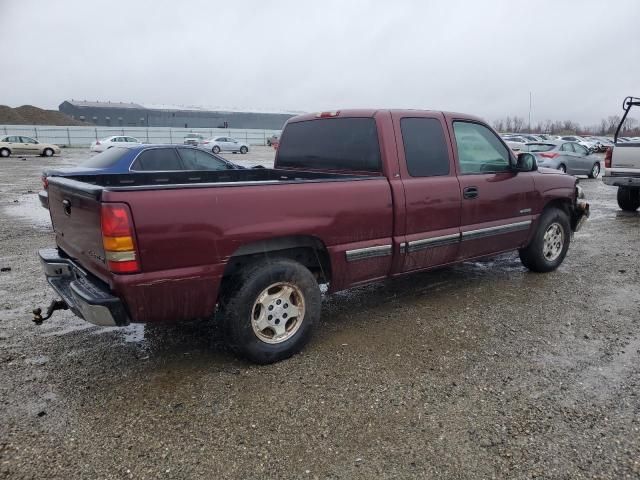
[612,144,640,171]
[47,178,111,282]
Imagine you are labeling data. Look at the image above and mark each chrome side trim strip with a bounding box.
[462,220,532,241]
[345,245,392,262]
[407,233,461,253]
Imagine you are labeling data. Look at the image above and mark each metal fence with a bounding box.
[0,125,282,147]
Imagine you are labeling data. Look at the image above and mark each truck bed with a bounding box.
[51,168,380,196]
[46,167,394,323]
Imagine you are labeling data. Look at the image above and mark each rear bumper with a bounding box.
[603,175,640,187]
[39,248,130,327]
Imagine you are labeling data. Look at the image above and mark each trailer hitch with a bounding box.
[32,299,68,325]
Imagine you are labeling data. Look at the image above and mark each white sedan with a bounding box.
[90,135,141,152]
[199,136,249,154]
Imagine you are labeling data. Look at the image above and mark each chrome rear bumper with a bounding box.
[39,248,129,327]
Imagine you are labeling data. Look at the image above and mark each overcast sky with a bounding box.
[1,0,639,126]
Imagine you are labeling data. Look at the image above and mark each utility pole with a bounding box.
[528,92,532,131]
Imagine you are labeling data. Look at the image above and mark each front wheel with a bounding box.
[240,146,248,154]
[617,187,640,212]
[519,208,571,273]
[212,145,221,154]
[43,148,54,157]
[221,259,321,364]
[588,162,600,178]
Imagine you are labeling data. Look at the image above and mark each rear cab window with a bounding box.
[277,117,381,172]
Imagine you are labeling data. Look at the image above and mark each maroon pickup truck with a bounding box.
[38,109,589,363]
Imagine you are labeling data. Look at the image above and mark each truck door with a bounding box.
[392,112,462,272]
[449,120,535,260]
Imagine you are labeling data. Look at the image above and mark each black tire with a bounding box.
[212,145,221,154]
[617,187,640,212]
[519,207,571,273]
[43,148,54,157]
[221,259,321,364]
[240,146,248,154]
[588,162,600,179]
[0,148,10,158]
[558,164,567,173]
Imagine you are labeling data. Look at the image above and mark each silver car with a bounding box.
[528,142,601,177]
[199,136,249,154]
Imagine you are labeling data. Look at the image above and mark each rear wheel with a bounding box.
[43,148,54,157]
[240,146,248,154]
[212,145,221,154]
[221,259,321,364]
[588,162,600,178]
[0,148,10,158]
[558,164,567,173]
[617,187,640,212]
[519,207,571,272]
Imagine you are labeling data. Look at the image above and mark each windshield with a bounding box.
[80,147,130,168]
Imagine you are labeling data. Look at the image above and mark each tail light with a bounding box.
[101,203,140,274]
[41,175,48,190]
[604,147,612,168]
[540,152,559,159]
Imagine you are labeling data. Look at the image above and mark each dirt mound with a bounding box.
[0,105,88,126]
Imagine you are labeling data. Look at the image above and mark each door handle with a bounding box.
[463,186,478,199]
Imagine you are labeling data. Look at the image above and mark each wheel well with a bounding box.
[222,236,332,283]
[543,198,571,218]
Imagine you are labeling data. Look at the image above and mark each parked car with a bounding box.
[90,135,141,152]
[528,141,601,177]
[200,136,249,154]
[39,145,243,209]
[503,136,529,153]
[0,135,61,157]
[557,135,597,152]
[36,108,589,364]
[266,135,279,146]
[583,136,606,152]
[183,133,205,146]
[603,96,640,211]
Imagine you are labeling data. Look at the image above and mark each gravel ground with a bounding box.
[1,148,639,479]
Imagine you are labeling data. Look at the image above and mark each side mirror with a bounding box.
[515,152,537,172]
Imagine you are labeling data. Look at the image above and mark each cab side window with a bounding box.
[453,122,510,174]
[400,117,450,176]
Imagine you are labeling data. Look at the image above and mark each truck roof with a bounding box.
[287,109,485,123]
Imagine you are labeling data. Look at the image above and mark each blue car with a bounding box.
[39,144,246,208]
